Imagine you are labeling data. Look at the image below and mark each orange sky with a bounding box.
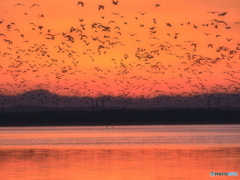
[0,0,240,97]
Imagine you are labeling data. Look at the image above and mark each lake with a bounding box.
[0,125,239,179]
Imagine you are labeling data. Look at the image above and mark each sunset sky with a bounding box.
[0,0,240,98]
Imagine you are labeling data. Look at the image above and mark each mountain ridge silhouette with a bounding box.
[0,89,240,112]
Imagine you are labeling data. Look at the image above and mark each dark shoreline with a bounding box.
[0,108,239,127]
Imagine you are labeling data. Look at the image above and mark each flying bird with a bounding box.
[203,32,211,36]
[112,0,119,5]
[14,3,24,6]
[208,44,213,48]
[138,11,147,15]
[128,32,137,36]
[38,26,43,30]
[29,22,36,26]
[98,5,104,10]
[207,11,219,14]
[218,12,227,16]
[77,2,84,7]
[166,23,172,27]
[226,38,233,41]
[31,4,40,8]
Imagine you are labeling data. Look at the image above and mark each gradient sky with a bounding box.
[0,0,240,98]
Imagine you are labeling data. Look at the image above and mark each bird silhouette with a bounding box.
[98,5,104,10]
[207,11,220,14]
[77,2,84,7]
[166,23,172,27]
[112,0,119,5]
[128,32,137,36]
[203,32,211,36]
[31,4,40,8]
[138,11,147,15]
[218,12,227,16]
[14,3,24,6]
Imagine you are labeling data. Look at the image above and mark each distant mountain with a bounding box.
[20,89,56,97]
[0,89,240,112]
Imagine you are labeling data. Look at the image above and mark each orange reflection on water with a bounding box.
[0,146,239,180]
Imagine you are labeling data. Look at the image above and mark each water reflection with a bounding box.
[0,147,239,180]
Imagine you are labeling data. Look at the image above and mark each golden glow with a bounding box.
[0,147,239,180]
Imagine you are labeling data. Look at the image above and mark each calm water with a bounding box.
[0,125,240,180]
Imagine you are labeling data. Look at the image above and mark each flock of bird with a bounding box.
[0,0,240,101]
